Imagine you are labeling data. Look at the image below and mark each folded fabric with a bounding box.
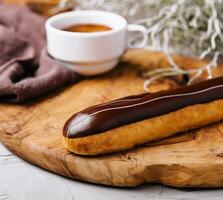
[0,3,79,103]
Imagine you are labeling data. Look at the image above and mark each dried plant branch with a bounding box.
[55,0,223,90]
[0,193,9,200]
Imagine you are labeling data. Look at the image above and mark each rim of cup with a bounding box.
[45,10,127,38]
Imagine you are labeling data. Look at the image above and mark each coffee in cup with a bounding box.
[63,23,112,33]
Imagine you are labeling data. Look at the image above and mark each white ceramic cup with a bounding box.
[45,10,148,76]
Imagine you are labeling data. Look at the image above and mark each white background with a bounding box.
[0,143,223,200]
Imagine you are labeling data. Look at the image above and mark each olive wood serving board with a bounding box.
[1,49,223,187]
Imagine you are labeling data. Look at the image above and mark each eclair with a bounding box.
[63,76,223,155]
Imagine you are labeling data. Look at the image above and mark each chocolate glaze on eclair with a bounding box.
[63,76,223,138]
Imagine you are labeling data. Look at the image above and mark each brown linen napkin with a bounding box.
[0,3,79,103]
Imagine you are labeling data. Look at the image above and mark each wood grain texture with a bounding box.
[1,49,223,187]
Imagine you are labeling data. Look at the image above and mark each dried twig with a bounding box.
[55,0,223,90]
[0,193,9,200]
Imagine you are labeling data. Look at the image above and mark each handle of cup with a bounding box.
[127,24,148,49]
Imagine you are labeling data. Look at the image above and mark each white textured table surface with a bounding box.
[0,143,223,200]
